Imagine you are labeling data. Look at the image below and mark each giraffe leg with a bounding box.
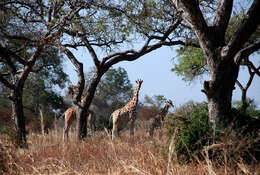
[158,124,163,140]
[130,120,135,138]
[63,117,71,142]
[129,112,136,139]
[158,129,163,140]
[63,127,69,142]
[91,122,96,136]
[149,125,154,137]
[112,121,118,140]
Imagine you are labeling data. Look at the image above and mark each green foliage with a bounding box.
[98,67,133,107]
[172,46,207,82]
[143,94,167,111]
[167,102,212,162]
[166,101,260,163]
[21,46,69,113]
[93,67,133,111]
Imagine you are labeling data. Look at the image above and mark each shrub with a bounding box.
[228,107,260,163]
[167,101,213,163]
[166,101,260,165]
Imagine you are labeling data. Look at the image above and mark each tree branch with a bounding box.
[172,0,213,56]
[81,37,101,69]
[0,74,14,89]
[213,0,233,44]
[225,0,260,59]
[57,44,85,104]
[235,80,244,91]
[234,40,260,64]
[244,65,255,91]
[0,45,27,65]
[245,58,260,77]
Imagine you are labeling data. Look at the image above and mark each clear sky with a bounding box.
[63,45,260,109]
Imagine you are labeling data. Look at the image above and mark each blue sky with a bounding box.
[63,46,260,109]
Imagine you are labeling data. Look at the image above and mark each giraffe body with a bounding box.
[111,79,143,140]
[148,100,174,138]
[63,106,96,141]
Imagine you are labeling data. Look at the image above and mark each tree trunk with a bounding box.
[77,107,88,140]
[203,58,239,132]
[77,72,102,140]
[11,89,27,148]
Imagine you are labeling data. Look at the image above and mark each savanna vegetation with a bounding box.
[0,0,260,174]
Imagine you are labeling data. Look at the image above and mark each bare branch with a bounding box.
[81,37,100,69]
[234,40,260,64]
[235,80,244,91]
[244,65,255,91]
[245,59,260,77]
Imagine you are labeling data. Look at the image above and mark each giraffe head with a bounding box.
[135,79,143,87]
[166,99,174,108]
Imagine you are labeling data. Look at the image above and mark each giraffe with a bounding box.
[148,99,174,138]
[62,91,96,141]
[110,79,143,140]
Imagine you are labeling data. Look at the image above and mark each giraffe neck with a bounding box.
[130,84,141,107]
[159,104,170,117]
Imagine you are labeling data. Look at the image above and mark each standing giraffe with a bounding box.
[148,99,174,138]
[62,91,96,141]
[111,79,143,140]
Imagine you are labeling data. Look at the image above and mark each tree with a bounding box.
[171,0,260,133]
[172,12,260,110]
[0,0,82,147]
[57,0,192,140]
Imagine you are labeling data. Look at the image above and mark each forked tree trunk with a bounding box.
[204,58,239,132]
[11,89,27,148]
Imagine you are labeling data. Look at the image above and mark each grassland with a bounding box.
[1,127,259,175]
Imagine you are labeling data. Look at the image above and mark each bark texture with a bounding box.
[11,89,27,148]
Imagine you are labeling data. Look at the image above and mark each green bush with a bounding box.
[166,101,260,164]
[167,102,213,162]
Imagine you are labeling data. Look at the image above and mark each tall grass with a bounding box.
[0,128,259,174]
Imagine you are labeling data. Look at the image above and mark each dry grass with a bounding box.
[0,128,259,175]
